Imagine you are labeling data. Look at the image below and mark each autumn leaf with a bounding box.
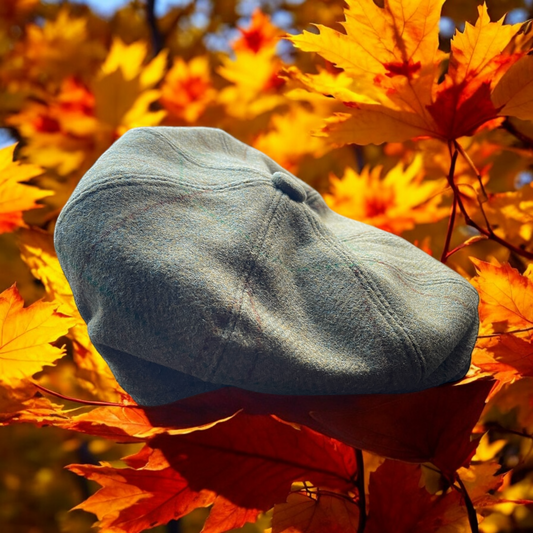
[272,492,359,533]
[8,39,167,174]
[218,10,285,119]
[253,106,331,173]
[160,56,216,123]
[365,460,462,533]
[130,380,493,477]
[92,38,167,136]
[323,156,448,234]
[64,404,238,442]
[483,183,533,251]
[493,54,533,121]
[0,386,67,427]
[287,1,525,145]
[482,377,533,438]
[69,413,357,532]
[0,284,76,387]
[5,8,105,86]
[0,144,50,233]
[68,459,215,533]
[470,258,533,334]
[233,8,282,54]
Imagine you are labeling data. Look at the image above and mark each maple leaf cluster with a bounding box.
[2,0,533,532]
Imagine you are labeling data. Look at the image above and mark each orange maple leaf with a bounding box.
[0,386,67,427]
[160,56,216,123]
[287,1,526,145]
[68,459,215,533]
[470,258,533,382]
[233,8,282,54]
[110,380,493,477]
[323,156,448,235]
[470,258,533,334]
[0,144,50,233]
[69,413,357,533]
[218,10,285,119]
[0,284,76,387]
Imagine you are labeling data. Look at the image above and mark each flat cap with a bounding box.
[54,127,479,406]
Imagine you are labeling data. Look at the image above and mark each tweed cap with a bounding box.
[54,126,479,406]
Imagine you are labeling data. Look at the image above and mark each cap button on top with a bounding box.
[272,171,307,203]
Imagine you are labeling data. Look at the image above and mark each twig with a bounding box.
[355,449,367,533]
[455,473,479,533]
[146,0,164,55]
[446,235,488,258]
[453,140,488,202]
[442,145,533,261]
[441,150,459,263]
[501,118,533,150]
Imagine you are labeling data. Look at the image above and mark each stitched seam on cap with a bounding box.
[154,129,273,178]
[302,206,426,382]
[203,187,283,381]
[59,178,272,221]
[80,172,271,193]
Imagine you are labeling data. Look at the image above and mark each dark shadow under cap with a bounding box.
[54,127,480,406]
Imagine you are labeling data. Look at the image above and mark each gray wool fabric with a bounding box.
[54,126,480,406]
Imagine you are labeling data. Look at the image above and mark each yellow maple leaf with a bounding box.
[323,156,448,235]
[218,10,285,119]
[93,38,167,137]
[0,284,76,387]
[287,1,525,145]
[8,39,167,174]
[10,8,105,86]
[483,183,533,246]
[253,106,331,174]
[6,77,98,175]
[0,143,50,234]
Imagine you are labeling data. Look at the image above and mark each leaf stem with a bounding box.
[501,118,533,150]
[455,473,479,533]
[453,140,488,202]
[355,449,367,533]
[31,380,131,407]
[477,325,533,338]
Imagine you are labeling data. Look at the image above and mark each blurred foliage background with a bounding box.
[2,0,533,532]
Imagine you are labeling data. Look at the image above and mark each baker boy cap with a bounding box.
[54,127,479,406]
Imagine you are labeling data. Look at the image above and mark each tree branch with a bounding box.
[146,0,164,55]
[455,473,479,533]
[441,145,533,262]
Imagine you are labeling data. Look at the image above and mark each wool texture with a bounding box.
[54,127,479,406]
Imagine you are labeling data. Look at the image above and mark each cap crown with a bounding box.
[55,127,479,406]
